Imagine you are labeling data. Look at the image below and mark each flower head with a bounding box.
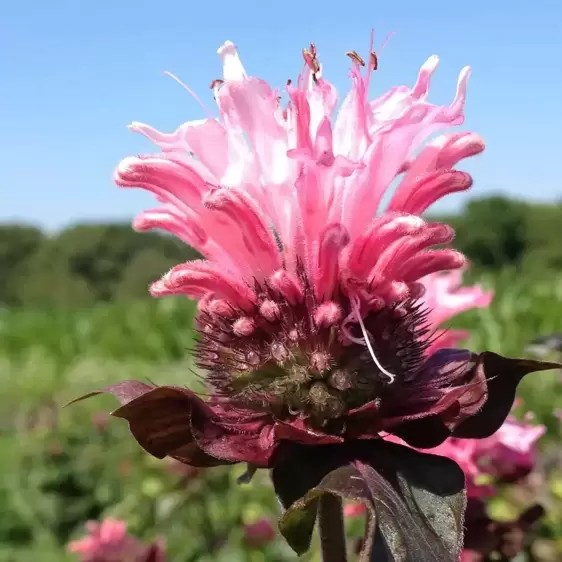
[68,519,165,562]
[111,40,490,456]
[81,37,559,562]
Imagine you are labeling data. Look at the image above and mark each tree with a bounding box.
[15,223,199,307]
[0,225,44,305]
[523,203,562,271]
[115,248,179,301]
[451,196,529,270]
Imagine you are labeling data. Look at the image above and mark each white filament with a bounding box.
[350,296,396,385]
[162,71,213,118]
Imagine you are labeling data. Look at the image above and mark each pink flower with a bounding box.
[82,39,559,473]
[346,412,545,519]
[393,412,545,494]
[92,412,110,433]
[475,415,546,482]
[344,502,368,518]
[244,519,276,548]
[68,519,165,562]
[420,269,493,354]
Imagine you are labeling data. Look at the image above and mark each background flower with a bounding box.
[243,519,276,548]
[420,269,493,353]
[68,519,166,562]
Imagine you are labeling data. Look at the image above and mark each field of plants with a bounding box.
[1,270,561,561]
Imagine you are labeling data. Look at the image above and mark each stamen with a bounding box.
[379,31,396,51]
[163,71,213,118]
[350,296,396,384]
[370,51,378,71]
[302,48,320,73]
[345,51,365,66]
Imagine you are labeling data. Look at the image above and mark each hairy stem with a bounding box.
[318,494,348,562]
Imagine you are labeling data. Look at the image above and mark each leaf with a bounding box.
[452,353,560,438]
[389,352,561,449]
[271,441,466,561]
[67,380,277,467]
[67,381,227,467]
[63,380,156,408]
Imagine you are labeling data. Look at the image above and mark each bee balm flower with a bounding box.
[420,269,493,354]
[80,39,559,561]
[68,519,166,562]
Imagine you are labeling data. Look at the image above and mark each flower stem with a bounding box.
[318,495,348,562]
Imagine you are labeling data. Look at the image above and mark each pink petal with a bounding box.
[129,118,230,181]
[342,61,471,240]
[204,188,281,277]
[150,260,257,311]
[421,270,493,332]
[314,223,350,300]
[217,76,288,184]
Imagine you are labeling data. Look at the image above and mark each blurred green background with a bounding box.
[1,195,561,561]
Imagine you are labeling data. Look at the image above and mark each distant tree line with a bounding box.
[1,196,561,308]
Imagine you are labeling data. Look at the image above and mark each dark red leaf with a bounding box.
[109,384,228,467]
[68,381,228,467]
[452,353,560,438]
[463,498,544,560]
[69,381,277,467]
[64,380,155,407]
[271,441,466,561]
[390,352,560,448]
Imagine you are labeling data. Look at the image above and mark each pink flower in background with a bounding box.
[346,413,545,519]
[344,502,370,518]
[412,413,546,490]
[476,415,546,482]
[460,550,478,562]
[420,269,492,354]
[243,519,276,548]
[68,519,165,562]
[92,412,110,433]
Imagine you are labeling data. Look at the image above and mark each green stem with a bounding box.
[318,494,348,562]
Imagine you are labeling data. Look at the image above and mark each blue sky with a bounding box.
[1,0,560,231]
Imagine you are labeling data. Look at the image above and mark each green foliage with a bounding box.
[430,196,562,273]
[0,224,44,306]
[0,273,561,560]
[451,196,529,269]
[1,223,199,307]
